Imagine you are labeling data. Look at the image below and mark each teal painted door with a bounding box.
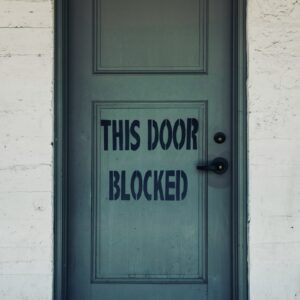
[67,0,233,299]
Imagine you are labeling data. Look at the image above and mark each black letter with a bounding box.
[148,120,158,150]
[121,170,130,200]
[130,120,140,151]
[112,120,123,151]
[165,170,175,200]
[131,170,143,200]
[109,171,120,200]
[160,119,172,150]
[176,170,181,200]
[181,171,188,200]
[173,119,186,150]
[100,120,111,151]
[187,118,199,150]
[143,171,152,200]
[154,170,164,200]
[125,120,130,150]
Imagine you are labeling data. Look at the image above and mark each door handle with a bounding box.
[197,157,228,175]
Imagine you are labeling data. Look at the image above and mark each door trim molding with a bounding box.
[232,0,248,298]
[53,0,248,298]
[54,0,68,298]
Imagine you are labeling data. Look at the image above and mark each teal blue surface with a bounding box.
[65,0,237,298]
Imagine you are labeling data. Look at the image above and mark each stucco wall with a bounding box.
[0,0,300,299]
[0,0,53,299]
[248,0,300,299]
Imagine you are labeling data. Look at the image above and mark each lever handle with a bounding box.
[197,157,228,175]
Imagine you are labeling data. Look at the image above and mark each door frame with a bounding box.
[53,0,248,298]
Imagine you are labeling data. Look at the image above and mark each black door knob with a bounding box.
[214,132,226,144]
[197,157,228,175]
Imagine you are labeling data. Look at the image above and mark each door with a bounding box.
[67,0,234,299]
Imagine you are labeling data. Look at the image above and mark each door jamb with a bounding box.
[53,0,248,298]
[232,0,248,298]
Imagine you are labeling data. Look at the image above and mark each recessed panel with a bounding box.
[92,102,207,282]
[94,0,207,73]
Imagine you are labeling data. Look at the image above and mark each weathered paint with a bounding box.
[248,0,300,299]
[0,0,53,299]
[0,0,299,299]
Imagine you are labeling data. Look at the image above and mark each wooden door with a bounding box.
[67,0,234,298]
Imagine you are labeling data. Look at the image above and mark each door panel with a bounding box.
[92,102,207,282]
[67,0,233,298]
[94,0,206,72]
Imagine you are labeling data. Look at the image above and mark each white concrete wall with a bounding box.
[0,0,53,299]
[248,0,300,299]
[0,0,300,299]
